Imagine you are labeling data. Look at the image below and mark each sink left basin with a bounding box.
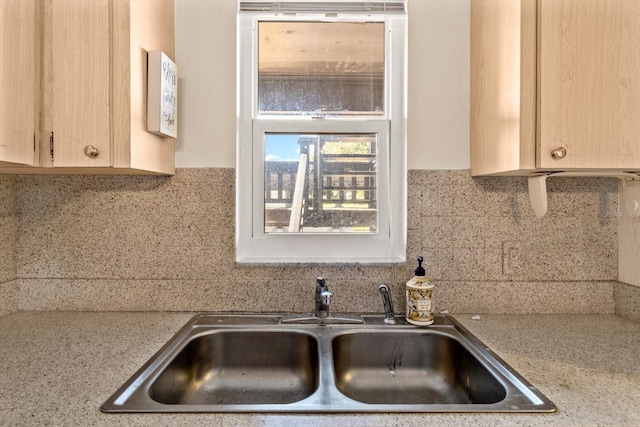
[101,315,320,412]
[149,330,319,405]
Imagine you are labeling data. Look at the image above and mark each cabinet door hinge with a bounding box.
[49,132,54,159]
[33,133,36,152]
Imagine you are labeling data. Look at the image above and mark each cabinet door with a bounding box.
[470,0,537,176]
[538,0,640,169]
[50,0,110,167]
[0,0,37,166]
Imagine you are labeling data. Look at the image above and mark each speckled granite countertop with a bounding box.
[0,311,638,426]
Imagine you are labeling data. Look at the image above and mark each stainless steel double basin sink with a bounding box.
[101,314,555,413]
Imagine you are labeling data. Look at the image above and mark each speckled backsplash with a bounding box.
[0,175,18,317]
[4,169,630,315]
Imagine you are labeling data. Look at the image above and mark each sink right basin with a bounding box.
[333,331,506,405]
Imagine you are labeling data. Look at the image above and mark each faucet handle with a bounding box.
[320,290,332,306]
[315,277,331,318]
[317,277,331,305]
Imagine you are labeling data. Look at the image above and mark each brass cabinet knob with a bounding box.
[84,145,100,158]
[551,146,567,160]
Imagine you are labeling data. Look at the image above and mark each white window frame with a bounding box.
[236,1,406,264]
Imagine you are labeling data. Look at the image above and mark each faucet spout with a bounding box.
[378,284,397,324]
[315,277,332,318]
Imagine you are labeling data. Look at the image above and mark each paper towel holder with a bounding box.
[528,171,640,218]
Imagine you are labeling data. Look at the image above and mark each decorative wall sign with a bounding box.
[147,51,177,138]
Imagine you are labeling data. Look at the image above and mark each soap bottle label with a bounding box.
[406,286,434,326]
[417,299,431,312]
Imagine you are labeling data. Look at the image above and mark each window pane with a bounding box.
[264,133,377,233]
[258,21,385,116]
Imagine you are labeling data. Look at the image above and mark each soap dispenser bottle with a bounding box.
[405,256,434,326]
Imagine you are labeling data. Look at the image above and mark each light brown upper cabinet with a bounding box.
[0,0,175,175]
[471,0,640,176]
[0,0,39,167]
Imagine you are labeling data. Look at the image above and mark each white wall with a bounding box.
[175,0,237,168]
[175,0,470,170]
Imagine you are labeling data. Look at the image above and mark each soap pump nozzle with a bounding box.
[415,255,426,277]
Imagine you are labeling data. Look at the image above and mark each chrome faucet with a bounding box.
[378,284,397,324]
[315,277,332,318]
[280,277,363,324]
